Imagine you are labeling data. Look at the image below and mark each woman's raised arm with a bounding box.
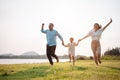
[103,18,112,31]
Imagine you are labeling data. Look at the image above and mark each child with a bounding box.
[62,37,80,65]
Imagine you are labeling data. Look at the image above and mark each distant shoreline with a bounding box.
[0,55,69,59]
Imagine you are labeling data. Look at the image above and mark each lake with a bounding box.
[0,59,69,64]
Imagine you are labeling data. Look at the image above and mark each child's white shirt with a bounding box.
[66,42,77,56]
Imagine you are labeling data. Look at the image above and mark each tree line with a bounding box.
[104,47,120,56]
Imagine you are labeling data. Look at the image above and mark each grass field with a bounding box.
[0,60,120,80]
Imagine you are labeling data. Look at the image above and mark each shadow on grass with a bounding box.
[71,66,88,71]
[103,66,120,71]
[0,66,51,80]
[0,65,88,80]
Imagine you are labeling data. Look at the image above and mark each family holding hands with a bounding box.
[41,18,112,66]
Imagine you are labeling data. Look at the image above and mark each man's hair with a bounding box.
[49,23,54,27]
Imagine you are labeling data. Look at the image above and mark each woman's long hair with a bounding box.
[94,23,102,29]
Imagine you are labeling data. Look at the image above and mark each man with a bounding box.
[41,23,64,65]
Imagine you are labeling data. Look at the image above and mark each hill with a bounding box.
[20,51,40,56]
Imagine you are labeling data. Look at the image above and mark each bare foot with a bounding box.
[98,60,102,64]
[56,58,59,63]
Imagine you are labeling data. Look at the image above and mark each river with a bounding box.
[0,59,69,64]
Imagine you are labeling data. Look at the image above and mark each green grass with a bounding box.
[0,60,120,80]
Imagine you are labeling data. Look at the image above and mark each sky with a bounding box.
[0,0,120,56]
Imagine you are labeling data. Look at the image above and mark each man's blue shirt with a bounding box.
[41,29,63,46]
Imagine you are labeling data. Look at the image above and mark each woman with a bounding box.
[78,18,112,65]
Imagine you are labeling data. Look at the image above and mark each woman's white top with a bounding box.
[88,28,104,41]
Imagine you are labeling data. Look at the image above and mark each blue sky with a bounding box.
[0,0,120,56]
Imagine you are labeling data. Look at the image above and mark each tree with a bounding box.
[104,47,120,56]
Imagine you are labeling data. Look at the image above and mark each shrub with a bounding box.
[104,47,120,56]
[102,55,120,60]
